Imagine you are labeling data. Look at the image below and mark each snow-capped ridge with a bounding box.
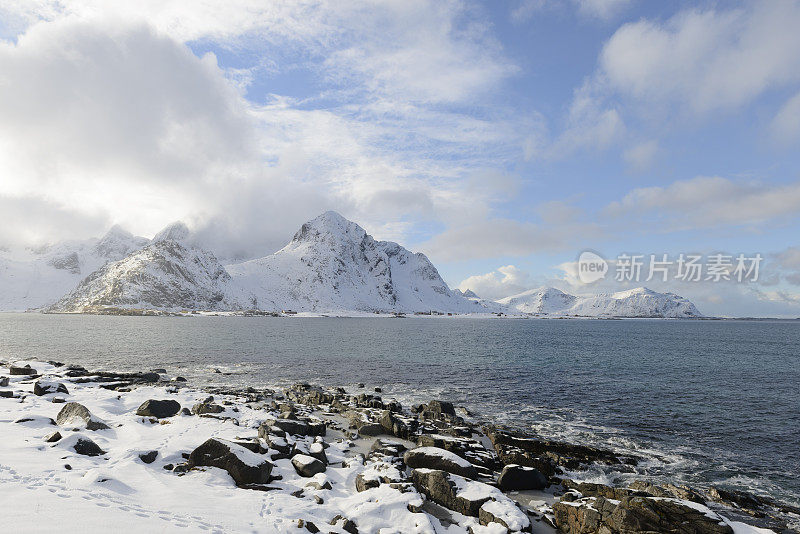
[153,221,191,244]
[499,286,702,318]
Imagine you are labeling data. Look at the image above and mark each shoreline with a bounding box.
[2,358,797,533]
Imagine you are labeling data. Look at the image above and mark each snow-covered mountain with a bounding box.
[228,211,485,313]
[47,223,246,313]
[0,226,149,311]
[497,287,577,314]
[497,286,702,318]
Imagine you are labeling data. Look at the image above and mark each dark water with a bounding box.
[1,313,798,508]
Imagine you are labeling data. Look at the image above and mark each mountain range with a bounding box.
[0,211,702,317]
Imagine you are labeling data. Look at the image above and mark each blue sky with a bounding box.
[1,0,800,316]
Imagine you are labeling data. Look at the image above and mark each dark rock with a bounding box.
[374,387,382,393]
[180,407,192,415]
[72,437,105,456]
[136,399,181,419]
[258,418,325,437]
[44,431,62,443]
[0,390,15,398]
[139,450,158,464]
[150,368,167,374]
[0,376,9,387]
[9,365,36,376]
[34,380,69,396]
[192,401,225,415]
[355,473,381,492]
[173,376,187,382]
[56,402,110,430]
[411,469,496,517]
[629,480,705,504]
[357,423,384,437]
[427,400,456,416]
[140,372,160,382]
[188,438,273,486]
[497,464,547,491]
[404,447,478,479]
[163,463,174,470]
[553,495,733,534]
[291,454,326,477]
[64,464,72,470]
[370,439,407,457]
[342,519,359,534]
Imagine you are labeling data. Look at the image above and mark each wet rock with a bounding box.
[136,399,181,419]
[9,365,36,376]
[404,447,478,479]
[497,464,547,491]
[188,438,273,486]
[56,402,110,431]
[139,450,158,464]
[291,454,326,477]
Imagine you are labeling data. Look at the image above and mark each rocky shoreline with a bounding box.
[1,359,797,533]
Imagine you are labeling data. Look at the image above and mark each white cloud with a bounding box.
[457,265,531,300]
[0,3,527,258]
[604,176,800,230]
[512,0,632,22]
[576,0,632,20]
[623,140,658,172]
[771,91,800,144]
[599,2,800,114]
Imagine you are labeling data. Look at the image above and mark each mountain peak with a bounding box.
[153,221,190,244]
[291,211,367,245]
[101,224,134,240]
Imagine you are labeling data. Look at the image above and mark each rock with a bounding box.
[44,431,62,443]
[136,399,181,418]
[192,402,224,415]
[427,400,456,417]
[33,380,69,396]
[9,365,36,376]
[497,464,547,491]
[404,447,478,479]
[553,495,733,534]
[187,438,273,486]
[139,450,158,464]
[291,454,326,477]
[172,376,187,382]
[150,368,167,374]
[0,391,14,398]
[357,383,365,388]
[370,439,407,457]
[140,372,160,382]
[560,479,634,501]
[357,423,384,437]
[355,473,381,492]
[72,437,105,456]
[56,402,110,431]
[374,387,382,393]
[258,418,325,437]
[51,396,66,403]
[629,480,705,504]
[411,469,503,517]
[308,442,328,465]
[180,407,192,415]
[478,499,531,531]
[0,376,9,387]
[708,486,766,511]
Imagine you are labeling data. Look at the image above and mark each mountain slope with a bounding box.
[0,226,148,311]
[228,211,484,313]
[497,286,702,317]
[47,226,246,312]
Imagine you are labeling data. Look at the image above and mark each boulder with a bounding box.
[553,495,733,534]
[0,376,9,387]
[259,418,325,437]
[44,431,62,443]
[308,442,328,465]
[56,402,110,430]
[357,423,384,437]
[136,399,181,419]
[72,437,105,456]
[291,454,326,477]
[188,438,273,486]
[139,450,158,464]
[370,439,407,457]
[9,365,36,376]
[478,499,531,531]
[411,468,503,517]
[497,464,547,491]
[34,380,69,396]
[192,402,225,415]
[629,480,705,504]
[404,447,478,479]
[427,400,456,416]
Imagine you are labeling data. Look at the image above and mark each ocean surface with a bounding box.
[1,313,798,508]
